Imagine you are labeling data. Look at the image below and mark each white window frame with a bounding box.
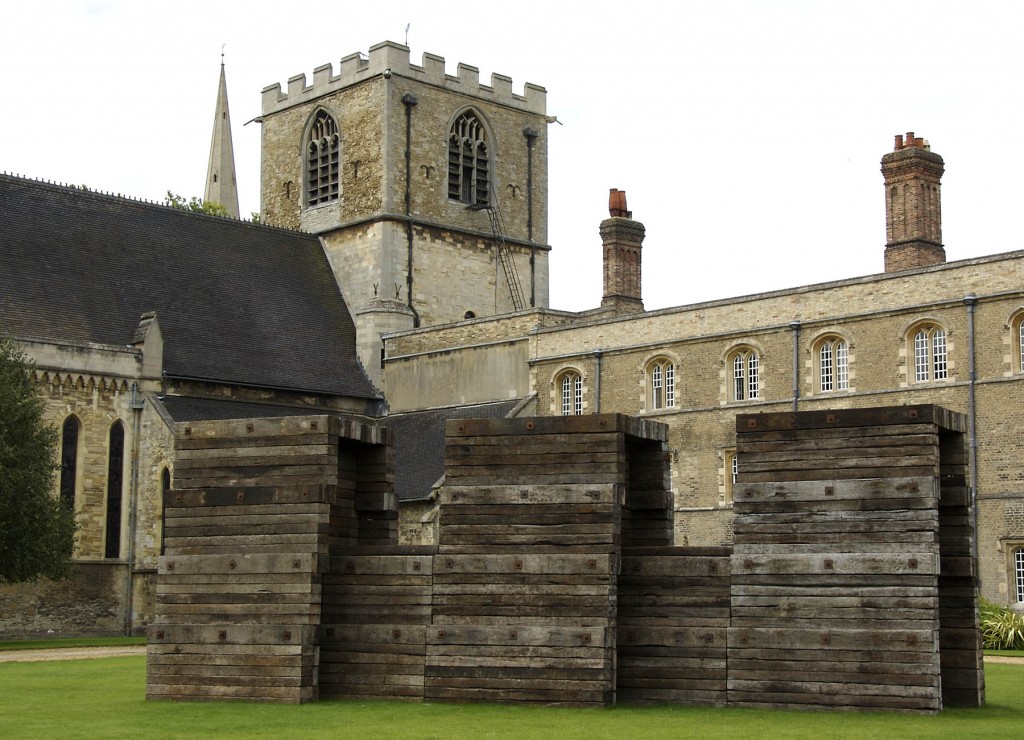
[912,325,947,382]
[730,349,759,401]
[559,372,583,416]
[647,358,676,410]
[1016,547,1024,604]
[817,336,849,392]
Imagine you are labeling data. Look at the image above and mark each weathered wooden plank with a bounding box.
[730,553,939,576]
[174,455,337,474]
[148,624,317,645]
[738,466,939,483]
[727,627,937,651]
[158,553,318,576]
[166,486,335,508]
[440,485,623,506]
[737,405,962,432]
[430,553,614,575]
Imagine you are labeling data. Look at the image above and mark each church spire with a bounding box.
[204,53,240,218]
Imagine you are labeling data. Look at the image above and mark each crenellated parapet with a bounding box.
[261,40,546,116]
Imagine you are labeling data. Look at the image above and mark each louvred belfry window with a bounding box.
[448,111,489,206]
[306,110,340,206]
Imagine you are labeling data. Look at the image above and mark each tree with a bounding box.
[165,190,228,216]
[0,336,76,583]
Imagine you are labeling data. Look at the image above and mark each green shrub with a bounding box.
[980,598,1024,650]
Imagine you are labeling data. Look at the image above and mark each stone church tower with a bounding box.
[258,42,551,385]
[881,132,944,272]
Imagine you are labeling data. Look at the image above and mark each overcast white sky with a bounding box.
[2,1,1021,311]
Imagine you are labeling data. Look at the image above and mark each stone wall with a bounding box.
[0,340,171,638]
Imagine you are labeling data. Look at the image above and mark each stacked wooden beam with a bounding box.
[617,547,731,705]
[937,431,985,707]
[147,415,388,703]
[425,414,669,706]
[319,547,435,700]
[729,405,982,713]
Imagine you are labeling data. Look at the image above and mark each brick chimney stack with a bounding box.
[600,189,645,314]
[881,132,945,272]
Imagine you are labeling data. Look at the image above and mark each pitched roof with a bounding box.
[0,174,377,399]
[386,400,521,501]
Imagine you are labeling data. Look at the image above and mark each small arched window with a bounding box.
[59,416,80,510]
[647,358,675,410]
[306,109,341,206]
[448,111,489,206]
[816,336,849,392]
[105,421,125,559]
[558,370,583,416]
[911,323,947,382]
[729,348,760,401]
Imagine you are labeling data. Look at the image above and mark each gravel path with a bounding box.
[0,645,147,662]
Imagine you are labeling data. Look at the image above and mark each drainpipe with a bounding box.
[593,349,603,414]
[402,93,421,327]
[523,126,538,307]
[124,382,145,635]
[964,294,979,575]
[789,321,801,413]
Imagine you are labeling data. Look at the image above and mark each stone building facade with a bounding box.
[3,41,1023,642]
[383,134,1024,607]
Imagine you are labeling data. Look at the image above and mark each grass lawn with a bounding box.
[0,656,1020,739]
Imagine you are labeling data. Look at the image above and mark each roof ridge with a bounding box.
[0,171,305,235]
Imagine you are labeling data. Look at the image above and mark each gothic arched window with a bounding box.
[59,416,80,510]
[448,111,489,206]
[306,109,340,206]
[729,348,760,401]
[816,335,849,392]
[558,370,583,416]
[910,323,947,382]
[646,357,675,410]
[105,421,125,559]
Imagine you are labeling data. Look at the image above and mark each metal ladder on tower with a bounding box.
[480,191,525,312]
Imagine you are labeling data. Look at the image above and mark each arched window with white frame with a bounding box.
[728,347,760,401]
[646,357,675,410]
[816,335,849,392]
[910,323,947,382]
[1011,310,1024,374]
[557,369,583,416]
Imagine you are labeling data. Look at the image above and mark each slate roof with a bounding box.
[386,400,521,501]
[0,174,378,399]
